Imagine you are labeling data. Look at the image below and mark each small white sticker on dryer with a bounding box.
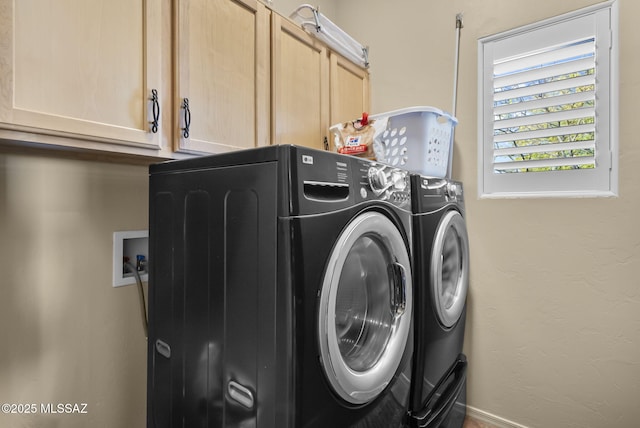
[302,155,314,165]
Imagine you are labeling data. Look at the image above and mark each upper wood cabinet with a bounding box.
[0,0,166,155]
[271,13,329,151]
[329,51,370,132]
[174,0,269,155]
[0,0,368,159]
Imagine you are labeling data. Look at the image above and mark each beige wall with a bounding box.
[0,152,149,427]
[334,0,640,427]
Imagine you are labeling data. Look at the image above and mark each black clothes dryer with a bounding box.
[407,176,470,428]
[147,145,414,428]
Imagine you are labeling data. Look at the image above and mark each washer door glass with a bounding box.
[431,210,469,328]
[318,211,412,405]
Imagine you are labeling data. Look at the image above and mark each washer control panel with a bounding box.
[412,175,465,214]
[355,159,411,208]
[420,177,463,202]
[293,147,412,212]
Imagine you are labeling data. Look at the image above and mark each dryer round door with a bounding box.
[318,211,413,405]
[431,210,469,328]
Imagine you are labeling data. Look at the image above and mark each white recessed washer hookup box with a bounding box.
[113,230,148,287]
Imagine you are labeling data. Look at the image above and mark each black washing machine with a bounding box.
[406,176,470,428]
[147,145,415,427]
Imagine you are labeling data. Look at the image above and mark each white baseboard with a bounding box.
[466,405,530,428]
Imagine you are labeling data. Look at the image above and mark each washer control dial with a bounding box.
[368,167,388,193]
[391,170,408,192]
[445,182,462,199]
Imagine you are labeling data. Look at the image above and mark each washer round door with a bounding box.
[318,211,413,405]
[431,210,469,328]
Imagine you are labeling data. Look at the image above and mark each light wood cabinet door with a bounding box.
[174,0,269,154]
[329,51,370,149]
[271,14,329,151]
[0,0,164,152]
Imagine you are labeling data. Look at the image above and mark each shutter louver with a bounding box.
[492,38,596,173]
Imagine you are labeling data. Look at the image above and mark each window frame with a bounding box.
[477,0,619,198]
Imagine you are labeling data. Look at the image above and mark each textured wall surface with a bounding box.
[0,153,149,427]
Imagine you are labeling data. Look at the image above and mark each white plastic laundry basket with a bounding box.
[370,106,457,178]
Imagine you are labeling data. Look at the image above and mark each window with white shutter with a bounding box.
[478,1,618,197]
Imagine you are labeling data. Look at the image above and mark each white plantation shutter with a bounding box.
[478,1,618,197]
[493,37,596,173]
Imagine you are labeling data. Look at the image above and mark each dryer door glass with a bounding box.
[431,210,469,328]
[318,211,413,405]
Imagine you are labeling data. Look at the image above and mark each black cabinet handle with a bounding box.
[150,89,160,133]
[181,98,191,139]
